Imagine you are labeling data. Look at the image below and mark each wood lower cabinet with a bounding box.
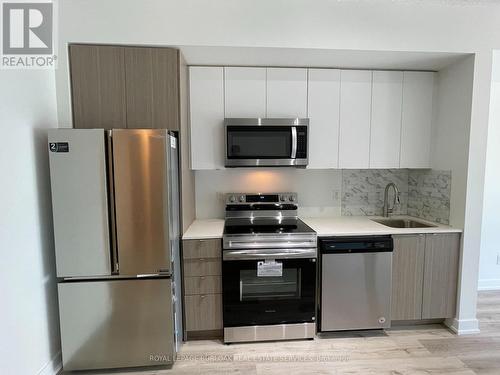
[182,239,222,339]
[183,258,221,277]
[422,233,460,319]
[391,233,460,322]
[392,234,425,320]
[184,294,223,332]
[184,276,222,295]
[183,239,222,259]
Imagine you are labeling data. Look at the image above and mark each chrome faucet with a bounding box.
[383,183,401,217]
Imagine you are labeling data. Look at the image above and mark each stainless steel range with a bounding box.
[222,192,317,343]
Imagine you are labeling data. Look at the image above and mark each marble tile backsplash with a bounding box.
[341,169,451,224]
[407,170,451,224]
[342,169,409,216]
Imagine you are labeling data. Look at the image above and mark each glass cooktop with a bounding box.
[223,217,315,235]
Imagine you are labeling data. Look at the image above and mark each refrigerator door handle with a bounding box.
[106,130,120,274]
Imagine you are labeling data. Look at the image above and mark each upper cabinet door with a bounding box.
[400,71,434,168]
[69,45,127,129]
[307,69,341,169]
[125,47,179,130]
[189,67,225,170]
[224,67,266,118]
[266,68,307,117]
[339,70,372,168]
[370,71,403,168]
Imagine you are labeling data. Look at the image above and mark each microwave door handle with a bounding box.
[291,126,297,158]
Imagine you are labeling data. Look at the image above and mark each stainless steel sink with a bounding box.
[371,218,437,228]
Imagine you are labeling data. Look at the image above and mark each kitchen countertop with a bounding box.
[300,216,462,237]
[182,219,225,239]
[182,216,462,240]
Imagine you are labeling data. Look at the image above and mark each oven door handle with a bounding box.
[291,126,297,159]
[223,248,317,261]
[225,239,317,249]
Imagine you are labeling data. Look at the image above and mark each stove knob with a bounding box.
[289,195,296,202]
[239,195,245,203]
[229,195,236,203]
[280,195,286,202]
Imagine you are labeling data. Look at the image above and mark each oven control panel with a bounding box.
[225,192,298,205]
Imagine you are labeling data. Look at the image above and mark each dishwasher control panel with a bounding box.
[320,236,393,254]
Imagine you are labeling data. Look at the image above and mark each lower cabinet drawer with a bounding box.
[183,239,221,260]
[184,294,223,331]
[183,258,221,277]
[184,276,222,295]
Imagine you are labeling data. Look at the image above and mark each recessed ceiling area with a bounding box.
[178,45,472,71]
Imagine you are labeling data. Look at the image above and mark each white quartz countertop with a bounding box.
[301,216,462,237]
[182,219,225,239]
[182,216,462,240]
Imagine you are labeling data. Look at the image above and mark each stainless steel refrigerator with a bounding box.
[48,129,182,371]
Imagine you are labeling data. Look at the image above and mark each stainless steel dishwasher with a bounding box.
[319,236,393,332]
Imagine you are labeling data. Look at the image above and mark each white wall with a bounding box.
[0,70,60,374]
[432,56,474,228]
[56,0,499,334]
[479,50,500,291]
[56,0,500,127]
[195,169,342,219]
[431,56,476,331]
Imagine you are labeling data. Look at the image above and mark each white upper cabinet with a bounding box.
[224,67,266,118]
[307,69,341,169]
[339,70,372,169]
[189,66,225,170]
[266,68,308,117]
[370,71,403,168]
[400,71,434,168]
[189,65,435,170]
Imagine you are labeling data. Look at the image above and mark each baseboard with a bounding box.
[391,319,444,326]
[37,351,62,375]
[445,318,480,335]
[478,278,500,291]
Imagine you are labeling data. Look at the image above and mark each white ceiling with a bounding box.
[179,45,471,71]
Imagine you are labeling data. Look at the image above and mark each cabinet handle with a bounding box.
[199,258,205,262]
[200,276,205,280]
[200,295,206,299]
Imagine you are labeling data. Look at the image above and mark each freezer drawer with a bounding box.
[320,252,392,331]
[58,278,174,371]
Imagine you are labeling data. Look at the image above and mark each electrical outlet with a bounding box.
[332,190,340,203]
[217,192,226,203]
[497,253,500,265]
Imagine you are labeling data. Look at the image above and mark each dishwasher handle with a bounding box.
[321,248,393,254]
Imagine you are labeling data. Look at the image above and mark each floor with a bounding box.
[74,291,500,375]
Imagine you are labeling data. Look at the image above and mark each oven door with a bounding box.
[222,254,316,327]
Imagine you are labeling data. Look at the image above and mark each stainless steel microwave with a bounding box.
[224,118,309,167]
